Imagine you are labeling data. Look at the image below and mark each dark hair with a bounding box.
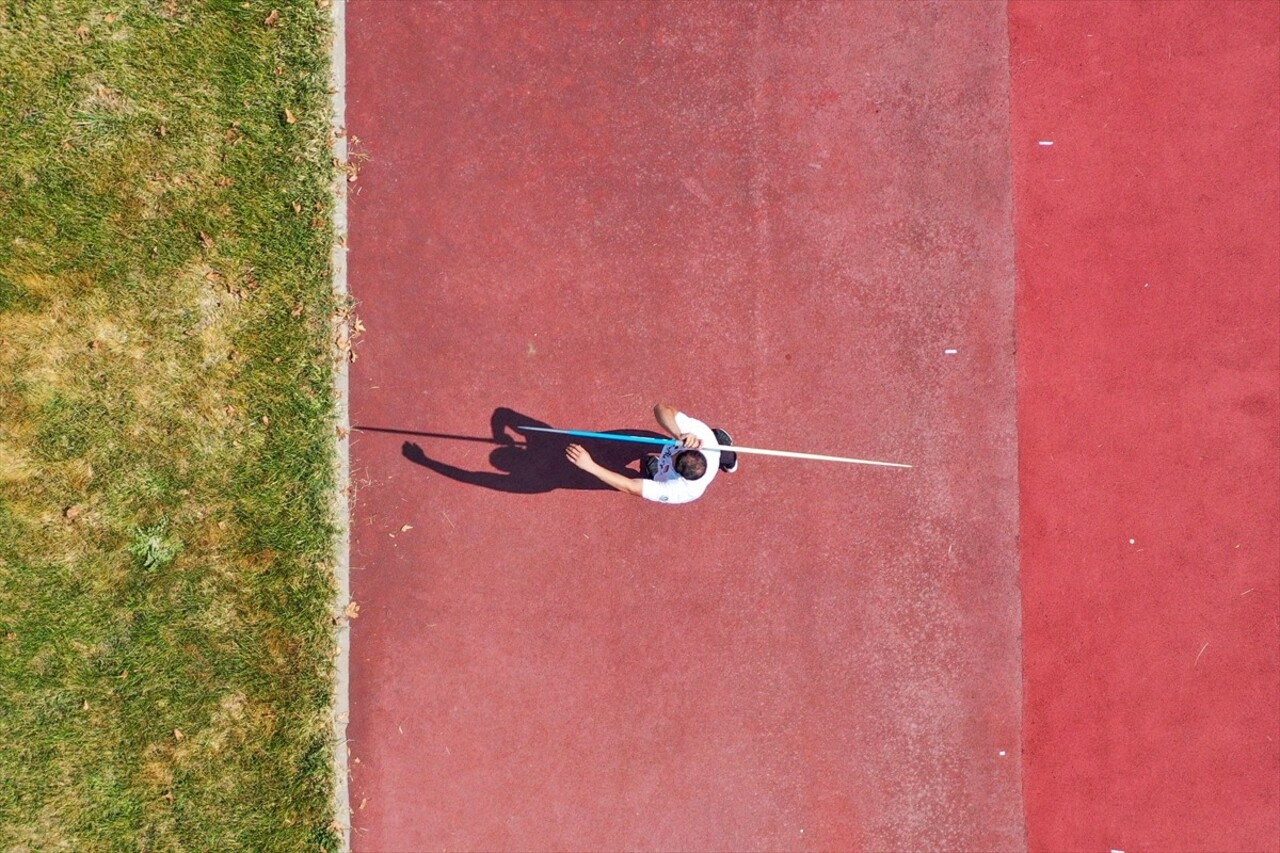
[673,450,707,480]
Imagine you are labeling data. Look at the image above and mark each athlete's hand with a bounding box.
[678,432,702,449]
[566,444,595,470]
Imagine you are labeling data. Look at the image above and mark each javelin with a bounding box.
[517,426,912,469]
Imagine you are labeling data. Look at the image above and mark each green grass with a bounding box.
[0,1,342,849]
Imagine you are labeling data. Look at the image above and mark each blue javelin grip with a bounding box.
[517,426,677,447]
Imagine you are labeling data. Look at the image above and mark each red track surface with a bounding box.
[346,2,1279,850]
[1011,2,1280,850]
[347,2,1020,850]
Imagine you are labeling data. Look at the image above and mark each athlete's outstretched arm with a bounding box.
[565,444,643,496]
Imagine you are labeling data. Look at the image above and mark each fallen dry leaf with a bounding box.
[284,107,297,125]
[198,231,213,249]
[104,12,117,23]
[290,303,305,318]
[336,426,349,439]
[63,505,83,521]
[82,699,90,710]
[76,25,90,40]
[343,600,359,619]
[264,8,280,27]
[261,416,270,427]
[173,729,184,741]
[292,201,302,215]
[400,524,413,532]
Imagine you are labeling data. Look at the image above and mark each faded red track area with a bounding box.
[347,2,1019,850]
[344,1,1278,850]
[1012,2,1279,850]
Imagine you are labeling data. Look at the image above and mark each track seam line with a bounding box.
[1004,1,1030,848]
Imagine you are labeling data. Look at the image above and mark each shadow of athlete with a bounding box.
[401,407,664,494]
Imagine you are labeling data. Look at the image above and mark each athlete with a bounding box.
[565,403,737,504]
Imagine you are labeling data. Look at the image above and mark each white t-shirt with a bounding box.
[640,412,720,505]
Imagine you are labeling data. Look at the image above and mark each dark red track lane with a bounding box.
[346,2,1021,850]
[1011,2,1280,850]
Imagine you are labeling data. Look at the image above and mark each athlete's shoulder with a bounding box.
[640,476,699,505]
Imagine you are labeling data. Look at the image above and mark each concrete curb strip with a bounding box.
[328,0,352,848]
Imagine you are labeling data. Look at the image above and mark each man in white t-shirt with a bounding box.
[565,403,737,504]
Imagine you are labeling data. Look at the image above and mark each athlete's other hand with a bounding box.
[678,432,702,449]
[566,444,595,470]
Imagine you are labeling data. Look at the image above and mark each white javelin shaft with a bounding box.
[701,444,912,469]
[517,426,911,468]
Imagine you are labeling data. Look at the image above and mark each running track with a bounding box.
[1013,3,1278,849]
[344,2,1279,849]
